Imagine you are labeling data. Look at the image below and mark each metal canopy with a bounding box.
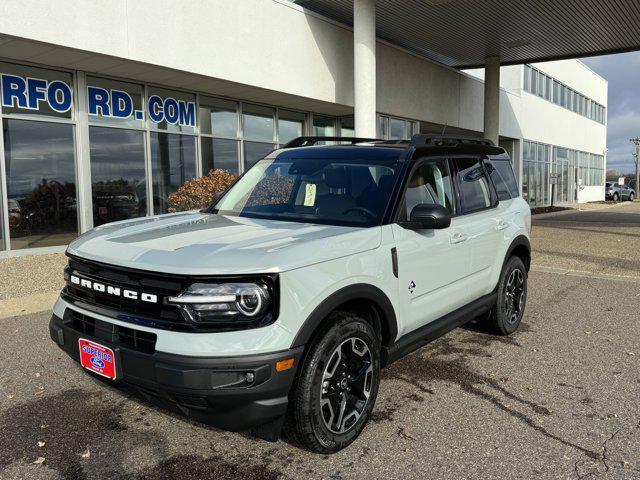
[295,0,640,68]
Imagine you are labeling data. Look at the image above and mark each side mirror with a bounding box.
[404,203,451,230]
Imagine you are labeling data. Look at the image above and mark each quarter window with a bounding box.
[455,158,493,213]
[484,158,519,201]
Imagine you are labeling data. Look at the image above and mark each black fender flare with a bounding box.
[503,235,531,273]
[290,283,398,349]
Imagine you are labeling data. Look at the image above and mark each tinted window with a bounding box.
[403,159,455,219]
[455,158,493,213]
[484,158,519,201]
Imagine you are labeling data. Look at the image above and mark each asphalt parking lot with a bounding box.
[0,203,639,480]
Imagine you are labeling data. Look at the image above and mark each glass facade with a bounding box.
[150,132,197,214]
[524,65,606,125]
[377,115,419,140]
[89,127,147,227]
[523,140,604,207]
[5,60,406,251]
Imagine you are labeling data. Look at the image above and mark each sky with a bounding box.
[581,52,640,173]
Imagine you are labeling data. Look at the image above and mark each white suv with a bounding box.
[50,135,531,453]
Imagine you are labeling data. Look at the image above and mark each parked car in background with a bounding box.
[605,182,635,201]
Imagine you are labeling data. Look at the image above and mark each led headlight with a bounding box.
[167,282,271,327]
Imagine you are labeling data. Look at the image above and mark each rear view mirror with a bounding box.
[403,203,451,230]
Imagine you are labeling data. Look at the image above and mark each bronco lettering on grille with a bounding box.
[70,274,158,304]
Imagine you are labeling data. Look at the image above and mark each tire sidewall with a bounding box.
[302,316,381,452]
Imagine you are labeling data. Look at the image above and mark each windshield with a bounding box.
[211,157,401,227]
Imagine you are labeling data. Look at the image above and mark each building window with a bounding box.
[313,115,335,136]
[338,116,354,138]
[0,62,78,250]
[147,86,196,134]
[199,96,240,175]
[150,132,197,214]
[3,119,77,249]
[524,65,605,124]
[278,110,306,145]
[242,104,275,170]
[89,127,147,227]
[378,115,417,140]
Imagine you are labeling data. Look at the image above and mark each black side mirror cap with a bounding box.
[401,203,451,230]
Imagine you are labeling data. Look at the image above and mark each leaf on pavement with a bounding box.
[33,457,45,465]
[81,447,90,459]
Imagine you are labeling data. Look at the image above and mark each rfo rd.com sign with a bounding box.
[0,73,196,127]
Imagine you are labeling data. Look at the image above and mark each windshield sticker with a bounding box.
[304,183,317,206]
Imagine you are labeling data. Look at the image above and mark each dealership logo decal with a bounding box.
[87,86,196,127]
[70,274,158,304]
[1,74,73,113]
[0,73,195,127]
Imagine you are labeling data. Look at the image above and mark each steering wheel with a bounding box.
[342,206,377,219]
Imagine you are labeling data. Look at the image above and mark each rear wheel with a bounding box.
[283,312,381,453]
[488,256,527,335]
[629,192,635,202]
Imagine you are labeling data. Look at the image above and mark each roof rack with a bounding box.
[409,134,495,148]
[283,136,383,148]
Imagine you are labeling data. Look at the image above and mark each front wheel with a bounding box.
[488,256,528,335]
[629,192,635,202]
[283,312,381,453]
[613,193,619,201]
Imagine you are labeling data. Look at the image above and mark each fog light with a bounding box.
[245,372,255,383]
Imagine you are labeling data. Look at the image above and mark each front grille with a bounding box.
[66,309,157,354]
[64,256,188,330]
[62,255,279,332]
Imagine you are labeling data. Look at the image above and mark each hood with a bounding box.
[67,212,382,275]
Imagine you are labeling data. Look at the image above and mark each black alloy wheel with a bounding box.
[283,312,380,453]
[504,268,526,324]
[320,337,374,434]
[488,256,528,335]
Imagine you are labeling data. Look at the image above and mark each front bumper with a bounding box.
[49,312,303,436]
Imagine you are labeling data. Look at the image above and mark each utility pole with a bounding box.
[631,137,640,194]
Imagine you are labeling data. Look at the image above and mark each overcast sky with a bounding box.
[581,52,640,173]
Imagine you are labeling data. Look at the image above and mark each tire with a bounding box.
[613,193,619,201]
[488,256,528,335]
[283,312,381,453]
[629,192,634,202]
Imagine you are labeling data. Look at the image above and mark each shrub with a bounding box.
[167,169,237,212]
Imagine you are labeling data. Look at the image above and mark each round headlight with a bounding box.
[237,289,264,317]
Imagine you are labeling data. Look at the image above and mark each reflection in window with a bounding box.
[313,115,335,136]
[243,104,274,142]
[455,158,492,213]
[278,110,305,145]
[150,132,197,213]
[89,127,147,227]
[201,137,239,175]
[339,116,354,137]
[244,141,275,170]
[389,118,405,140]
[3,119,77,249]
[199,97,238,137]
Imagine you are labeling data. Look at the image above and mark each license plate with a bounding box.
[78,338,117,380]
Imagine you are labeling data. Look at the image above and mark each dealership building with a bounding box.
[0,0,610,254]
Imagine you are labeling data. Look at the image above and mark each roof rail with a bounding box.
[282,136,383,148]
[409,134,495,148]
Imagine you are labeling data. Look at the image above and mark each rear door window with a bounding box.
[454,158,495,214]
[484,158,519,200]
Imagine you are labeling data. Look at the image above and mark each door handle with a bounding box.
[495,220,508,231]
[450,232,468,244]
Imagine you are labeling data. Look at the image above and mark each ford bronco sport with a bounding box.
[50,134,531,453]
